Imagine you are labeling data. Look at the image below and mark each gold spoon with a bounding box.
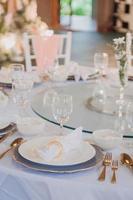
[0,137,23,159]
[120,153,133,167]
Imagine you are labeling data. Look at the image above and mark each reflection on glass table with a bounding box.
[31,82,133,137]
[52,94,73,135]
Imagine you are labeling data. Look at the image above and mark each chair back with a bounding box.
[126,32,133,68]
[23,31,72,72]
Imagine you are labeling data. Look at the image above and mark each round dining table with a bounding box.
[0,79,133,200]
[31,79,133,136]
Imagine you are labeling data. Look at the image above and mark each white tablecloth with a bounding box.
[0,81,133,200]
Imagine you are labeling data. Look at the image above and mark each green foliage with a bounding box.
[60,0,92,16]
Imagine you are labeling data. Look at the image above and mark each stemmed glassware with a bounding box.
[94,52,108,76]
[52,94,73,135]
[112,37,128,139]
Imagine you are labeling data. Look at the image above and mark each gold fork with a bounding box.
[98,152,112,181]
[111,160,118,184]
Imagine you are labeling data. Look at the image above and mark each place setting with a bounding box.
[11,127,104,173]
[0,122,132,179]
[0,92,104,174]
[1,0,133,199]
[0,90,130,178]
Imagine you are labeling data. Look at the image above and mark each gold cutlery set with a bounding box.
[98,153,118,183]
[98,152,133,184]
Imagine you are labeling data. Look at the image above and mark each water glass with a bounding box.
[94,52,108,75]
[52,94,73,134]
[92,80,107,109]
[11,64,24,89]
[114,97,127,130]
[114,101,133,149]
[126,102,133,133]
[12,71,33,108]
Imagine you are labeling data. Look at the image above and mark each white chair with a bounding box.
[126,32,133,68]
[23,31,72,72]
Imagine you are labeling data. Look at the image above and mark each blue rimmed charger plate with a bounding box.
[13,145,103,173]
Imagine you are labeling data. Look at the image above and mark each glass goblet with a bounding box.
[94,52,108,76]
[52,94,73,135]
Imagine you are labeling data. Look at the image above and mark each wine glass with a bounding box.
[94,52,108,76]
[52,94,73,135]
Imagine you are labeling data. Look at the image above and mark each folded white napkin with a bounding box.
[68,63,97,81]
[0,91,8,107]
[37,127,83,161]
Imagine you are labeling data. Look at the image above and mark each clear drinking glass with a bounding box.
[125,102,133,133]
[11,63,24,89]
[52,94,73,135]
[94,52,108,76]
[115,101,133,149]
[11,71,34,116]
[92,79,107,111]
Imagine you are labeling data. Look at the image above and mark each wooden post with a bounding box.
[37,0,60,28]
[51,0,60,27]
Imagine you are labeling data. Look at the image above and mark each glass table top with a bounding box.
[31,82,128,133]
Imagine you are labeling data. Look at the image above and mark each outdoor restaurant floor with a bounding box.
[71,31,124,68]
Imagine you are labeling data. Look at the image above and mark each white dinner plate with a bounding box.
[18,136,96,166]
[13,145,103,173]
[0,122,14,135]
[0,122,10,130]
[0,122,10,135]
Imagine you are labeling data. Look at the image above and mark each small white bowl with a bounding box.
[17,117,45,136]
[93,129,122,150]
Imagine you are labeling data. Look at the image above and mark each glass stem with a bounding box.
[117,86,125,132]
[60,122,63,135]
[119,86,124,102]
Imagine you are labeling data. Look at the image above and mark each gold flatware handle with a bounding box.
[0,147,12,159]
[111,170,116,184]
[0,128,17,143]
[98,166,106,181]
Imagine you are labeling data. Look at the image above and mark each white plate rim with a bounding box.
[13,145,103,173]
[0,122,10,129]
[18,136,96,166]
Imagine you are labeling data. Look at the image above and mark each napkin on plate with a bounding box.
[68,63,98,81]
[37,127,83,161]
